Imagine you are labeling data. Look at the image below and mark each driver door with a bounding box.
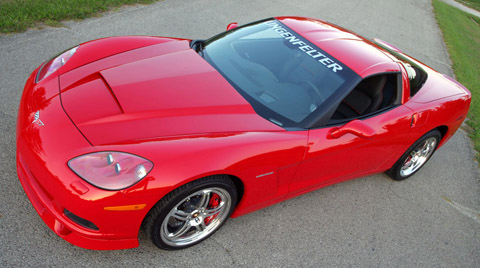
[288,74,415,195]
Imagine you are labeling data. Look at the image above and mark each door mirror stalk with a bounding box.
[226,22,238,31]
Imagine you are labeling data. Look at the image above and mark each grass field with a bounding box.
[456,0,480,11]
[0,0,158,33]
[433,0,480,159]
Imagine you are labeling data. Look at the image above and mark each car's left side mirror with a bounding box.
[328,119,376,139]
[226,22,238,31]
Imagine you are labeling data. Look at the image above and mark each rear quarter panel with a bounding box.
[405,94,470,148]
[405,70,471,148]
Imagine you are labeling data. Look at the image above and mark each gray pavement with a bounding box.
[1,0,479,267]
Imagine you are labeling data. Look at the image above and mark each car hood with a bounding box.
[59,42,281,145]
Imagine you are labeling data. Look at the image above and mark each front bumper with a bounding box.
[16,150,138,250]
[15,70,147,250]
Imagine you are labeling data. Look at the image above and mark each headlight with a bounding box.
[68,152,154,190]
[36,46,78,83]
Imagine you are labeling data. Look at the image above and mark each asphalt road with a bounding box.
[1,0,479,267]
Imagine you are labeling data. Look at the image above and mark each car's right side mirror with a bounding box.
[226,22,238,31]
[328,119,376,139]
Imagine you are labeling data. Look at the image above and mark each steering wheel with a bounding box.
[300,80,325,102]
[229,43,279,85]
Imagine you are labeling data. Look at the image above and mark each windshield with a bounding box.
[202,19,359,128]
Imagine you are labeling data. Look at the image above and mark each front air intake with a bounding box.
[64,209,99,231]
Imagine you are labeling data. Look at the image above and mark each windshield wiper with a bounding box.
[190,39,205,57]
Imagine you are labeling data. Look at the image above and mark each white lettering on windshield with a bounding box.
[265,21,343,73]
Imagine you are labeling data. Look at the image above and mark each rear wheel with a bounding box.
[387,129,441,181]
[144,175,237,250]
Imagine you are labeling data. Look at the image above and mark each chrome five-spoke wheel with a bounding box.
[160,187,232,247]
[145,176,237,250]
[400,137,437,177]
[388,129,441,181]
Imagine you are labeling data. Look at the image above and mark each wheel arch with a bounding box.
[141,173,245,227]
[225,174,245,208]
[173,173,245,209]
[435,125,449,147]
[387,127,442,180]
[436,125,448,139]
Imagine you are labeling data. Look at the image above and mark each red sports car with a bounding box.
[16,17,471,250]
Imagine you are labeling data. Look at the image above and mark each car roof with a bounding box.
[276,16,401,78]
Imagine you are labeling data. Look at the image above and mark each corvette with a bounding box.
[16,17,470,250]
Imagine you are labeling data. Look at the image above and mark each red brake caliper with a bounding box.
[204,193,220,225]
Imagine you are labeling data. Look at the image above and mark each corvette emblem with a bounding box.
[32,111,44,126]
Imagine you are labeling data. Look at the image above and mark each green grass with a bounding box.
[456,0,480,11]
[0,0,158,33]
[433,0,480,159]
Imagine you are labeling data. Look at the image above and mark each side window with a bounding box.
[328,73,400,124]
[400,62,428,97]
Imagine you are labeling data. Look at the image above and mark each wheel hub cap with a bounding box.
[160,187,231,247]
[400,137,437,177]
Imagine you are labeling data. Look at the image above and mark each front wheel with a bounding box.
[144,175,237,250]
[387,129,441,181]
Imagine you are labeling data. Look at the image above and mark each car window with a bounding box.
[398,61,427,96]
[373,40,428,97]
[202,19,359,128]
[328,73,401,124]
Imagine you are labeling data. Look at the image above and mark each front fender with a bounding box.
[102,131,308,218]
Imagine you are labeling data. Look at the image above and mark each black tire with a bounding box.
[387,129,441,181]
[144,175,237,250]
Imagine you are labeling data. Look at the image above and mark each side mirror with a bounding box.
[226,22,238,31]
[328,119,376,139]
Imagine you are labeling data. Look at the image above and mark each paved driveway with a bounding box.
[1,0,479,266]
